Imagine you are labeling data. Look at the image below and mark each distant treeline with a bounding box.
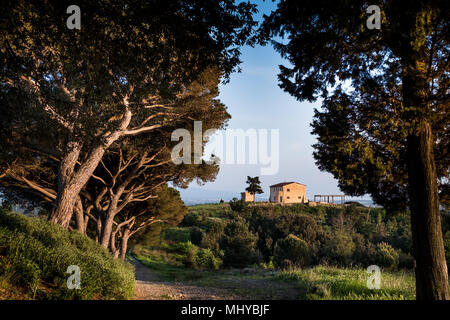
[148,202,450,271]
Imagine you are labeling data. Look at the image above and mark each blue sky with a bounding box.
[177,1,370,203]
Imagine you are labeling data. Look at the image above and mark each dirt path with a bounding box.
[131,257,234,300]
[131,257,303,300]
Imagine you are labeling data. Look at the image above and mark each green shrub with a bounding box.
[398,251,414,269]
[183,245,199,268]
[352,233,377,266]
[0,210,135,299]
[323,231,355,265]
[172,241,196,255]
[274,234,311,268]
[190,227,204,246]
[229,198,248,212]
[195,248,221,270]
[181,212,203,227]
[163,227,191,242]
[220,218,261,267]
[12,259,41,290]
[375,242,399,269]
[200,219,226,253]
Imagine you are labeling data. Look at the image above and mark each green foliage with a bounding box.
[351,233,377,266]
[181,211,205,227]
[245,176,263,199]
[261,0,449,211]
[182,243,199,269]
[158,241,222,270]
[445,232,450,262]
[323,231,355,266]
[0,210,135,299]
[375,242,400,269]
[201,219,226,254]
[0,0,258,147]
[195,248,222,270]
[189,227,205,246]
[130,186,187,248]
[274,234,311,268]
[132,202,444,273]
[442,214,450,266]
[12,259,41,292]
[0,0,257,243]
[229,198,248,212]
[220,218,261,268]
[163,228,191,243]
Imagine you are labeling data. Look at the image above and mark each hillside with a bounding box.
[0,209,135,300]
[131,201,439,299]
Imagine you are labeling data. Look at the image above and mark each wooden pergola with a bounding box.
[313,194,346,204]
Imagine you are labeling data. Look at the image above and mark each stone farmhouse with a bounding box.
[240,191,255,202]
[269,182,307,204]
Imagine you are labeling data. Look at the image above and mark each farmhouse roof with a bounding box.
[269,182,306,187]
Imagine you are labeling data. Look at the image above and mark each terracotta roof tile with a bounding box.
[269,181,305,187]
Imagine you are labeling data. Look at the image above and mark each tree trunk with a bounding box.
[49,141,82,228]
[83,215,89,234]
[402,53,449,300]
[98,183,129,249]
[110,228,119,258]
[119,229,131,260]
[74,197,85,233]
[49,143,110,228]
[407,123,449,300]
[96,218,102,243]
[48,114,130,228]
[49,188,78,228]
[100,213,115,248]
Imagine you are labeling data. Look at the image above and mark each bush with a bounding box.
[190,227,204,246]
[168,241,197,263]
[180,243,222,270]
[200,219,226,252]
[163,227,191,242]
[181,212,203,227]
[323,231,355,266]
[274,234,311,268]
[276,214,320,243]
[229,198,248,212]
[0,210,135,299]
[398,251,414,269]
[13,259,41,291]
[183,245,199,268]
[220,218,261,267]
[375,242,399,269]
[195,248,222,270]
[352,233,377,266]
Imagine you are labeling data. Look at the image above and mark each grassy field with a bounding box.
[276,266,415,300]
[185,202,233,218]
[132,250,416,300]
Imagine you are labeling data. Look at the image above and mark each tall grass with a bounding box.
[0,209,135,299]
[275,266,415,300]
